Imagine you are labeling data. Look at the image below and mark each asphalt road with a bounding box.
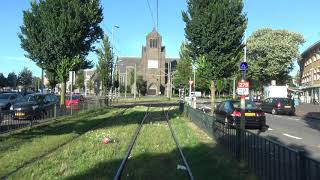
[195,99,320,161]
[259,113,320,160]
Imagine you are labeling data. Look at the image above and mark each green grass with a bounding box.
[0,107,123,178]
[115,96,179,103]
[3,106,256,180]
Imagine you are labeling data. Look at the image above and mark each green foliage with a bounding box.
[7,72,17,89]
[18,67,33,89]
[246,28,304,85]
[19,0,103,104]
[0,73,7,88]
[195,71,210,93]
[45,71,58,90]
[129,69,135,86]
[31,76,41,92]
[173,42,193,88]
[182,0,247,81]
[136,76,147,96]
[96,35,113,94]
[86,80,94,92]
[216,79,224,95]
[75,70,85,91]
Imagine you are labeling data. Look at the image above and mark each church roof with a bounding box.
[117,57,141,73]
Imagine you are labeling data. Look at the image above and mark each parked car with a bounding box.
[0,93,22,111]
[65,95,85,110]
[11,93,58,120]
[215,100,266,130]
[260,98,295,115]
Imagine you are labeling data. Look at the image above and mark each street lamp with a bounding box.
[110,25,119,102]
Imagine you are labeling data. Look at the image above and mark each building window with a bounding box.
[149,39,157,48]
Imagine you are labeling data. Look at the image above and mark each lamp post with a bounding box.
[111,25,119,102]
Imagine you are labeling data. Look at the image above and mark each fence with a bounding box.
[184,105,320,180]
[0,98,108,134]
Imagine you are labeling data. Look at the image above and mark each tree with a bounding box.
[183,0,247,112]
[216,79,224,97]
[0,73,7,89]
[31,76,41,92]
[195,71,210,95]
[173,42,193,89]
[246,28,304,86]
[19,0,103,105]
[136,76,147,96]
[18,67,33,90]
[7,72,18,90]
[96,35,112,96]
[86,80,94,95]
[294,70,301,86]
[75,70,85,91]
[46,71,58,90]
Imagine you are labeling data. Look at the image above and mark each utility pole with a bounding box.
[169,62,172,99]
[240,31,247,130]
[125,67,127,98]
[41,68,44,93]
[134,64,136,99]
[193,68,196,93]
[110,25,119,103]
[233,77,236,99]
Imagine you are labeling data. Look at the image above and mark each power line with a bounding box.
[146,0,156,28]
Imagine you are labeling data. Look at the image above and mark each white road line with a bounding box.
[282,133,302,140]
[268,128,273,130]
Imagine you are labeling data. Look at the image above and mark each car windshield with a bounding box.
[232,101,257,109]
[0,94,11,100]
[66,95,80,100]
[277,98,292,104]
[17,95,42,103]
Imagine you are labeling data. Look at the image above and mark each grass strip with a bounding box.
[170,109,257,180]
[0,107,122,177]
[6,106,256,180]
[9,106,148,179]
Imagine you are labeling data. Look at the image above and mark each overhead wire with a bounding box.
[146,0,157,28]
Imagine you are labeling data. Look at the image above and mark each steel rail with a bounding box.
[113,106,151,180]
[162,105,195,180]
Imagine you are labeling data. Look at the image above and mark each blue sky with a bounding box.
[0,0,319,77]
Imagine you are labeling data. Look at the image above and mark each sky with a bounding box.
[0,0,320,77]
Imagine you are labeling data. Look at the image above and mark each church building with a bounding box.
[117,29,178,95]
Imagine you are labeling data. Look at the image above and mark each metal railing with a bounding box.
[184,105,320,180]
[0,98,108,134]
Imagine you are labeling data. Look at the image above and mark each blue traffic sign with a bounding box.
[240,62,248,71]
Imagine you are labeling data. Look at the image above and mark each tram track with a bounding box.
[114,104,194,180]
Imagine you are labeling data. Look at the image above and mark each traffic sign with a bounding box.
[237,81,249,95]
[240,62,248,71]
[238,81,249,88]
[188,80,194,85]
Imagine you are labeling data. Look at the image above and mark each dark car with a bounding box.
[260,98,295,115]
[0,93,22,111]
[215,100,266,130]
[12,93,58,120]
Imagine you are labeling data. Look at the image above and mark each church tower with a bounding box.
[141,28,166,95]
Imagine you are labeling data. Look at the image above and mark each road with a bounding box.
[259,113,320,160]
[195,98,320,161]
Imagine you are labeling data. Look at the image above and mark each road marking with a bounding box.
[282,133,302,140]
[268,128,273,130]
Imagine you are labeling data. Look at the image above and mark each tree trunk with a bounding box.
[60,81,66,106]
[210,80,216,116]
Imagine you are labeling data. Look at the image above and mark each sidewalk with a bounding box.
[295,103,320,120]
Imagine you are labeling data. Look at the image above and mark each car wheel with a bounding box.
[271,108,277,115]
